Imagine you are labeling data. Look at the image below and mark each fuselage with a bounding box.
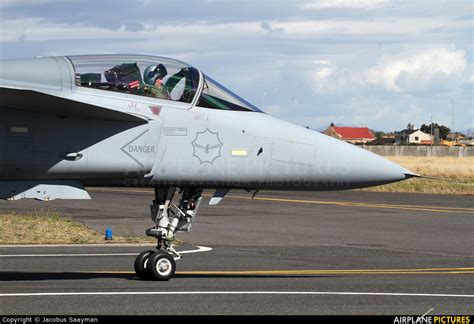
[0,55,413,191]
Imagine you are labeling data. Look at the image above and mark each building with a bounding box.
[395,128,434,145]
[408,130,433,144]
[447,132,466,142]
[323,124,376,144]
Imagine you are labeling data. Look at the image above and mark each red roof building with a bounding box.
[323,125,376,144]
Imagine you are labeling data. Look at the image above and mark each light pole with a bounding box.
[450,99,454,136]
[430,106,433,146]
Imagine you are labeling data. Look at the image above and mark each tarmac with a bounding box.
[0,188,473,315]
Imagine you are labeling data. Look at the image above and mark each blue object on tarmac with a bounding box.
[105,227,113,240]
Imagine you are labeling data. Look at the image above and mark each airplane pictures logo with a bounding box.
[191,128,223,164]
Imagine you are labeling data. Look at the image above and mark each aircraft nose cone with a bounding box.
[359,152,413,184]
[314,134,414,189]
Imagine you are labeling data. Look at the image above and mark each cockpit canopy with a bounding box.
[68,55,199,104]
[68,54,262,112]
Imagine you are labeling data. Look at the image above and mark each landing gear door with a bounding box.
[141,119,163,178]
[142,120,162,174]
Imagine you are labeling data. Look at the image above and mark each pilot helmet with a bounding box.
[144,64,168,85]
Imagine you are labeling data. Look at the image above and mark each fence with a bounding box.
[359,145,474,157]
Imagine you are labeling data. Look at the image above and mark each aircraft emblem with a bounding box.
[191,128,223,164]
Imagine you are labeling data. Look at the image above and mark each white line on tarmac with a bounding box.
[0,291,472,298]
[0,253,137,257]
[0,246,212,257]
[179,246,212,254]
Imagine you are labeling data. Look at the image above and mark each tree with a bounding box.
[371,130,385,140]
[420,123,450,140]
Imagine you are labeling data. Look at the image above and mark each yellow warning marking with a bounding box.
[88,188,154,194]
[81,267,474,276]
[231,149,248,157]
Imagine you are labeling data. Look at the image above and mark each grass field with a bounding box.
[361,156,474,195]
[0,208,155,244]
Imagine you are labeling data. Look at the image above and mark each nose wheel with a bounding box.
[134,250,155,280]
[147,251,176,281]
[134,250,177,281]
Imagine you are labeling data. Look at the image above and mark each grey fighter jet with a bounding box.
[0,55,417,280]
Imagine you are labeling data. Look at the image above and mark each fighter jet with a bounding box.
[0,54,417,280]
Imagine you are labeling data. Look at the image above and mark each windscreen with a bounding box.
[197,75,263,112]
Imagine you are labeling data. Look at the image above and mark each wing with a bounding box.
[0,87,147,123]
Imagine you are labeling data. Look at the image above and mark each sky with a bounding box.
[0,0,472,133]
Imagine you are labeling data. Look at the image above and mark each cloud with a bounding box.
[310,65,335,92]
[365,48,467,93]
[0,18,264,42]
[0,0,66,8]
[260,21,285,35]
[122,21,145,32]
[267,17,464,39]
[310,48,469,95]
[310,61,366,95]
[301,0,390,10]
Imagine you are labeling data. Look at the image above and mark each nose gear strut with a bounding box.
[134,186,203,281]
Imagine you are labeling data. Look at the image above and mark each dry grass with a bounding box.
[0,207,155,244]
[361,156,474,195]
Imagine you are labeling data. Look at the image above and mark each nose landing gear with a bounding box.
[134,186,202,281]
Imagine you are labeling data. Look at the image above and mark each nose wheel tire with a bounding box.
[134,250,155,280]
[146,251,176,281]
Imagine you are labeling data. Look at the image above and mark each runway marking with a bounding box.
[226,195,474,214]
[0,291,472,298]
[0,246,212,258]
[179,246,213,254]
[0,253,138,257]
[86,188,474,214]
[175,269,474,275]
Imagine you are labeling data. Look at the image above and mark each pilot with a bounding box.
[143,64,170,99]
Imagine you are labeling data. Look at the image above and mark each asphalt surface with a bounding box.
[0,188,473,315]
